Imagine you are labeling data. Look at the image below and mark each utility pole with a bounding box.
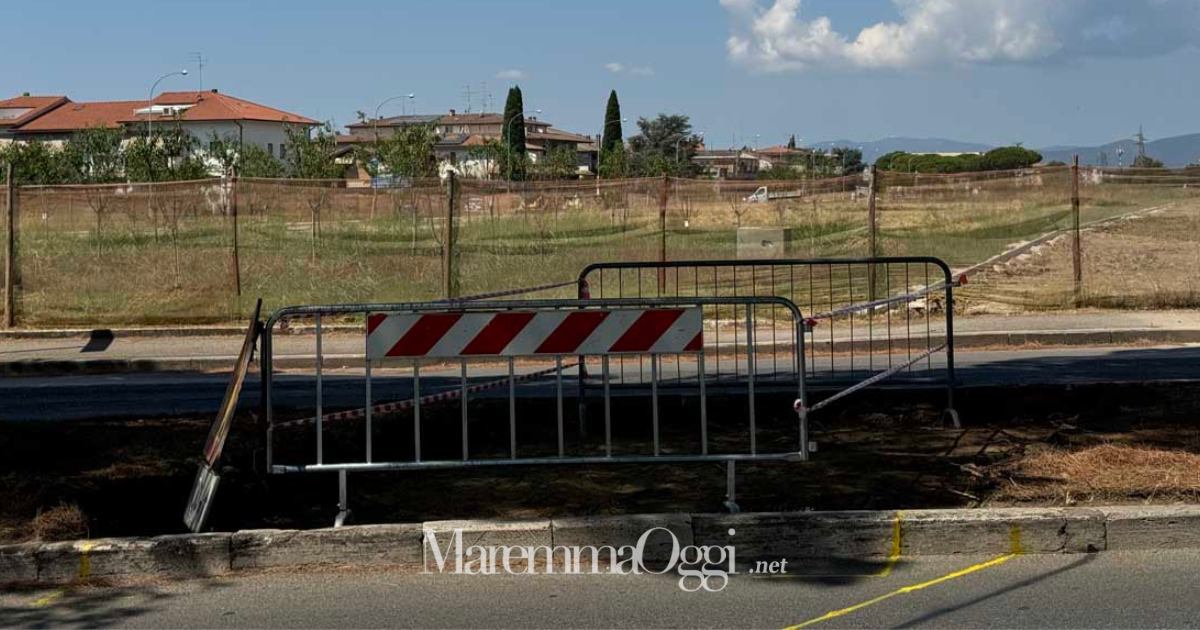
[4,163,16,328]
[1071,154,1082,304]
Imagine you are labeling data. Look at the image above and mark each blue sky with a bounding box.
[5,0,1200,148]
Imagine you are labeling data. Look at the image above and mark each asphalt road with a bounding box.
[3,551,1200,628]
[2,345,1198,421]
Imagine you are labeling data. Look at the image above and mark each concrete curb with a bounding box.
[4,506,1200,586]
[4,328,1199,377]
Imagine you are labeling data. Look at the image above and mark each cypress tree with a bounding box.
[601,90,623,155]
[787,134,796,150]
[501,86,527,181]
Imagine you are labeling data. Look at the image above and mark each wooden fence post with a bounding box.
[443,171,458,299]
[867,164,878,258]
[1071,154,1082,304]
[658,173,669,292]
[230,171,242,297]
[4,163,14,328]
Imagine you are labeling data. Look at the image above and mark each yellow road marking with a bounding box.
[783,525,1025,630]
[79,541,96,579]
[31,590,64,607]
[875,510,903,578]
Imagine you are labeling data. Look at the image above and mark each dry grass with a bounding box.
[8,175,1199,326]
[31,503,89,542]
[962,202,1200,312]
[1000,444,1200,504]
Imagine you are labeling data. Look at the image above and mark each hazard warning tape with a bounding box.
[807,276,966,323]
[447,280,580,303]
[274,362,579,430]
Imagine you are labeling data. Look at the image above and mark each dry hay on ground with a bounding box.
[996,443,1200,504]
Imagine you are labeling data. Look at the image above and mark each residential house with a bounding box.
[0,95,70,144]
[341,109,597,179]
[0,90,317,173]
[692,149,760,179]
[752,145,805,171]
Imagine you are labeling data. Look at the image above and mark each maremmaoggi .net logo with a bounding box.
[423,526,769,592]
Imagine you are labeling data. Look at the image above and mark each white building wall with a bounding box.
[179,120,302,175]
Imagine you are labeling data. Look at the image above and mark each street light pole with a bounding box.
[372,93,416,144]
[147,69,188,144]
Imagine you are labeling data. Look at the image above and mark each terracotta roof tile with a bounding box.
[120,91,318,125]
[0,95,70,128]
[15,100,143,132]
[9,91,315,133]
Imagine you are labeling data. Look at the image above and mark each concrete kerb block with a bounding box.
[0,543,40,585]
[231,524,423,571]
[34,534,231,583]
[421,519,552,572]
[902,508,1105,555]
[1100,505,1200,550]
[552,514,693,564]
[693,511,895,567]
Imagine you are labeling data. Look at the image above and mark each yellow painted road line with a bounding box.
[29,540,99,609]
[784,553,1018,629]
[875,510,903,578]
[31,590,64,608]
[783,525,1025,630]
[79,541,96,579]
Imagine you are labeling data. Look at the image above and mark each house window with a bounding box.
[280,144,287,159]
[267,143,274,157]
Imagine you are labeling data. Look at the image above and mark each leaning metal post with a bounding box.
[262,321,274,470]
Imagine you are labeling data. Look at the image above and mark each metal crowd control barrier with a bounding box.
[261,296,809,525]
[577,257,961,426]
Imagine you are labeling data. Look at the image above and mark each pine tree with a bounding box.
[787,135,796,150]
[501,86,527,181]
[601,90,623,155]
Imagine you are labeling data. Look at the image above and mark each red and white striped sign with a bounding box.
[366,308,702,359]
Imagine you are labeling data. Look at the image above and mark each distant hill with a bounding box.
[815,134,1200,168]
[1038,133,1200,167]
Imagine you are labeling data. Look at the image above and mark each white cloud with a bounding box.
[722,0,1200,72]
[606,62,655,76]
[495,69,526,80]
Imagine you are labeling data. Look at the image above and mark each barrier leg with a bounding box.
[334,470,350,528]
[799,403,810,461]
[577,356,589,440]
[723,461,740,514]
